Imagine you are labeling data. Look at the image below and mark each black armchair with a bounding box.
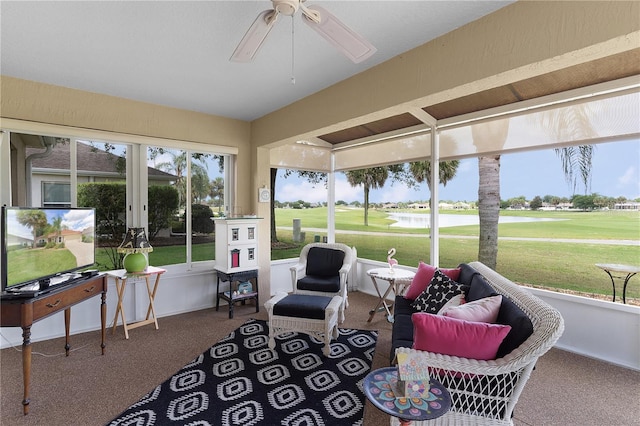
[289,243,353,323]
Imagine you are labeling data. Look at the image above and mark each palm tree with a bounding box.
[408,155,460,209]
[345,167,389,226]
[154,151,208,209]
[51,216,63,244]
[473,104,597,270]
[209,177,225,213]
[472,120,509,270]
[535,105,597,195]
[16,209,48,247]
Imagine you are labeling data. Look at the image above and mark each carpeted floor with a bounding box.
[1,291,639,425]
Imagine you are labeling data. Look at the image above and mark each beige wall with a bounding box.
[0,76,254,211]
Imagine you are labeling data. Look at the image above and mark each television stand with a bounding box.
[0,274,107,415]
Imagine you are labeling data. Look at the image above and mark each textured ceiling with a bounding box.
[0,1,512,122]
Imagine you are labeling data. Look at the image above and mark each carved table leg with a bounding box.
[64,308,71,356]
[101,290,107,354]
[21,326,32,415]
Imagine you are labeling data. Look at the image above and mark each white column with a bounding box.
[430,127,439,266]
[327,152,336,243]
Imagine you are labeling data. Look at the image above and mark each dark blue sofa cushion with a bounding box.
[466,270,534,358]
[496,297,534,358]
[457,263,481,286]
[467,273,499,302]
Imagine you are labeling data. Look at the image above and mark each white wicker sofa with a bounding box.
[391,261,565,425]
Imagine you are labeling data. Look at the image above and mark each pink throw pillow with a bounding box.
[441,295,503,323]
[412,312,511,360]
[404,262,461,300]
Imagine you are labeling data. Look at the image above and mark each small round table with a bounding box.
[367,267,415,323]
[595,263,640,304]
[363,367,451,425]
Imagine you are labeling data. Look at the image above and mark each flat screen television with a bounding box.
[1,206,96,292]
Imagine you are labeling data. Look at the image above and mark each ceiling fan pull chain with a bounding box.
[290,15,296,85]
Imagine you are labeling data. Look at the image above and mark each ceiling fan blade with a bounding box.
[302,5,376,64]
[230,10,278,63]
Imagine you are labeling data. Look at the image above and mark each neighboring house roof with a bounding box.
[27,142,175,180]
[46,229,82,240]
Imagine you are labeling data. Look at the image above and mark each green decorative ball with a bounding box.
[123,252,147,273]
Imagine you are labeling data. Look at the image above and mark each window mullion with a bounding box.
[186,151,192,266]
[70,138,78,207]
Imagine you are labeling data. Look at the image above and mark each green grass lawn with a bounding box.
[273,207,640,300]
[7,248,78,285]
[95,207,639,301]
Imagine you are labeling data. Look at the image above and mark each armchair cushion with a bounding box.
[272,294,332,320]
[297,275,341,293]
[305,247,346,277]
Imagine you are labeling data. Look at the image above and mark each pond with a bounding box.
[387,212,565,228]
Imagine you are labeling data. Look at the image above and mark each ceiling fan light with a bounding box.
[303,5,376,63]
[274,0,298,16]
[230,10,278,62]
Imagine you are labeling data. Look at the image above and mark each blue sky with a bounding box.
[276,139,640,203]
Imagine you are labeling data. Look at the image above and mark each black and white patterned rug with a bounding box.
[107,319,378,426]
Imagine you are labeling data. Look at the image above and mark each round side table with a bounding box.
[363,367,451,425]
[367,267,415,323]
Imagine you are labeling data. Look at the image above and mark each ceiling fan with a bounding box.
[230,0,377,64]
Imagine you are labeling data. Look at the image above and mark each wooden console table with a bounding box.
[0,274,107,415]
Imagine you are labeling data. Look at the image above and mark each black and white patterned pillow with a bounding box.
[411,269,468,314]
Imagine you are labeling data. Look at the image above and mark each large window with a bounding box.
[146,147,226,267]
[6,131,231,271]
[42,182,70,207]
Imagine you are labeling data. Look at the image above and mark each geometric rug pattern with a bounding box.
[107,319,378,426]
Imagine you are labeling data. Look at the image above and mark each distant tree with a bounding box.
[530,196,543,210]
[188,204,214,234]
[16,210,48,247]
[507,196,527,208]
[191,166,210,204]
[345,167,389,226]
[571,194,598,210]
[78,182,126,270]
[148,185,180,240]
[336,200,347,205]
[154,151,208,209]
[208,177,225,213]
[50,216,63,243]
